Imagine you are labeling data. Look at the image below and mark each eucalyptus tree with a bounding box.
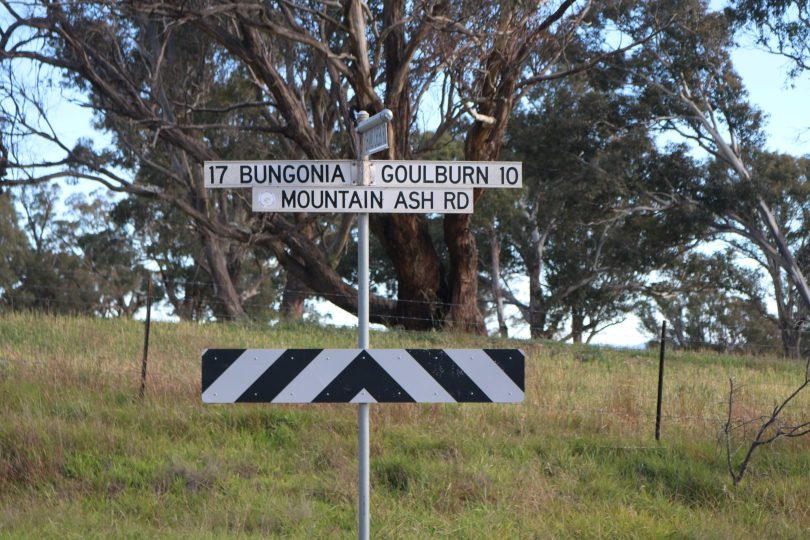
[637,250,779,352]
[710,152,810,356]
[728,0,810,77]
[486,71,705,341]
[613,0,810,326]
[0,191,28,303]
[613,0,810,483]
[0,0,656,331]
[0,184,149,315]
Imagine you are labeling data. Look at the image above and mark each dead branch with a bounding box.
[723,356,810,484]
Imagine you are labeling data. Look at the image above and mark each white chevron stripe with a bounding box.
[443,349,524,402]
[350,389,377,403]
[272,349,360,403]
[371,350,456,402]
[202,349,285,403]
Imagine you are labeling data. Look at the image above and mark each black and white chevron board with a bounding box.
[202,349,524,403]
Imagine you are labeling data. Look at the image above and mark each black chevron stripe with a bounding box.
[202,348,523,403]
[313,352,414,403]
[236,349,322,402]
[406,349,490,402]
[201,349,246,393]
[483,349,524,390]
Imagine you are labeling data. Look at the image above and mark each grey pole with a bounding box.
[358,212,370,540]
[356,110,371,540]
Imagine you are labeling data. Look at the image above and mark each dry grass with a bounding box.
[1,313,810,538]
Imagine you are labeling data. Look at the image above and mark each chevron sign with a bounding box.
[202,349,524,403]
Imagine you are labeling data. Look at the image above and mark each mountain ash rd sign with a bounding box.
[252,187,473,213]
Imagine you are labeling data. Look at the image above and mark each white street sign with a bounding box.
[372,160,522,188]
[252,187,474,213]
[204,160,355,188]
[205,159,522,189]
[201,106,523,540]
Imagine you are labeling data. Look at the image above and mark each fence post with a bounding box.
[139,276,153,400]
[655,320,666,441]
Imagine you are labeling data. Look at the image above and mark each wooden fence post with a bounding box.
[139,276,153,400]
[655,320,666,441]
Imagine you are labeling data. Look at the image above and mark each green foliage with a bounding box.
[728,0,810,78]
[491,66,707,340]
[0,186,150,316]
[638,250,781,351]
[699,152,810,355]
[0,192,28,296]
[1,0,806,344]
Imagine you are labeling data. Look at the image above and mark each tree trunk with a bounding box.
[279,217,315,321]
[444,212,486,334]
[382,0,410,161]
[371,214,445,329]
[446,16,520,334]
[757,199,810,312]
[489,227,508,337]
[371,0,448,330]
[528,261,547,338]
[280,272,308,321]
[571,308,584,344]
[762,245,806,359]
[200,229,247,321]
[781,329,800,359]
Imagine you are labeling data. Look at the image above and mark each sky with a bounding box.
[10,9,810,347]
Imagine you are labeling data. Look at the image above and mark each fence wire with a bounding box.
[3,352,808,431]
[4,282,810,358]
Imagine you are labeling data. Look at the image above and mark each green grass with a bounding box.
[1,313,810,538]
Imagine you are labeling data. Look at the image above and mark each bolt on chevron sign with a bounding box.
[202,349,524,404]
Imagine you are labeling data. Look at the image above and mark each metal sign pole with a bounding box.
[358,210,370,540]
[356,110,371,540]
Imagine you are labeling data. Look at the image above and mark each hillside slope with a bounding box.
[1,314,809,538]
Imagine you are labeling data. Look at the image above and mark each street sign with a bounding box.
[357,110,393,156]
[362,124,389,155]
[202,105,524,540]
[204,160,355,188]
[252,187,473,213]
[204,160,521,188]
[202,349,524,403]
[372,160,522,188]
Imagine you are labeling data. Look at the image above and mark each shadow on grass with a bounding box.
[217,408,304,446]
[569,437,726,507]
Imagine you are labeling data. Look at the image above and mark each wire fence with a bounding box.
[3,277,810,435]
[5,280,810,350]
[3,341,809,432]
[0,357,777,423]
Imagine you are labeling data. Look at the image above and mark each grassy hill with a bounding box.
[1,313,809,538]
